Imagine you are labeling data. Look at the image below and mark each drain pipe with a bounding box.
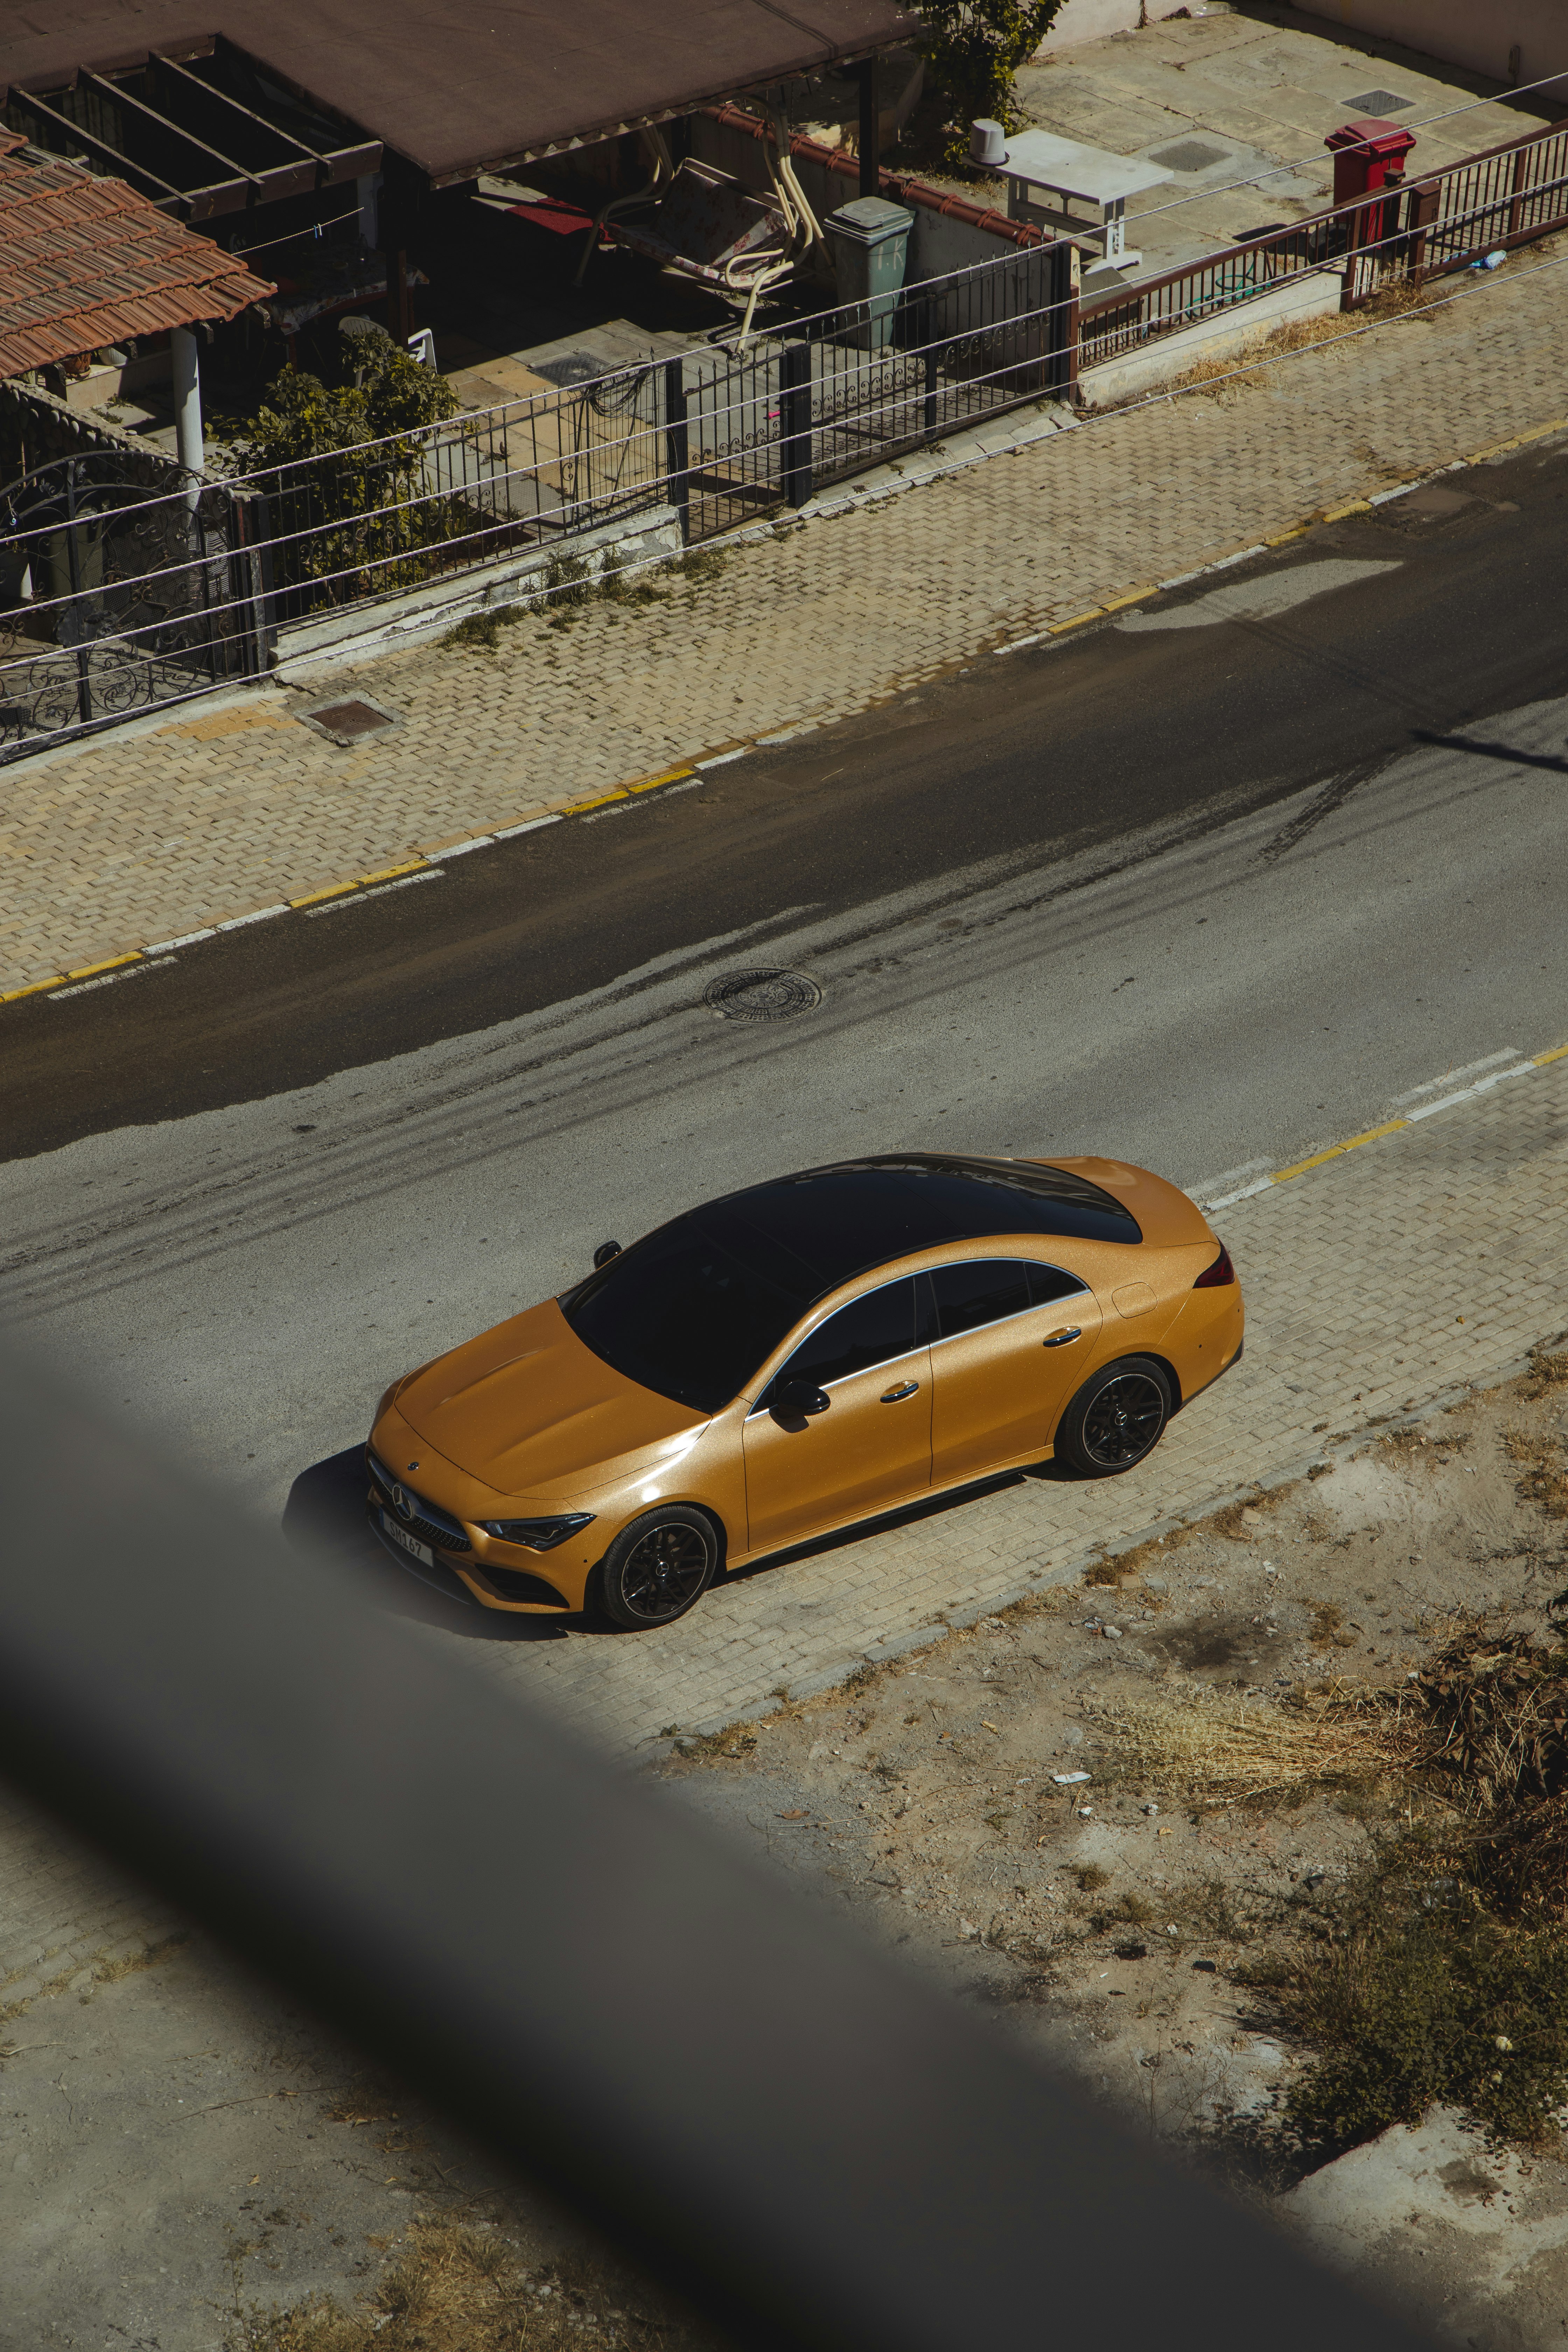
[170,325,204,517]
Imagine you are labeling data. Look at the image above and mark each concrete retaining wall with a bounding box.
[273,504,683,682]
[1078,262,1345,406]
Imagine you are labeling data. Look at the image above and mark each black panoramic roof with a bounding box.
[694,1154,1140,1304]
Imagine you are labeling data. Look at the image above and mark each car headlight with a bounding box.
[478,1513,596,1551]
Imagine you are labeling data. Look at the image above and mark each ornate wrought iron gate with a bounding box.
[0,452,273,761]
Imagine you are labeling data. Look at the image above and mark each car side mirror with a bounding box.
[775,1377,830,1419]
[592,1240,622,1269]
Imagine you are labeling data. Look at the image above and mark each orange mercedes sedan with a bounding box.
[366,1153,1242,1630]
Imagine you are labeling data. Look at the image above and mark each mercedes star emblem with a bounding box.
[392,1485,415,1522]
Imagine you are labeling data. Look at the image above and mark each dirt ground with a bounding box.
[662,1345,1568,2344]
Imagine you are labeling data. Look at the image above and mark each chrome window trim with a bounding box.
[927,1259,1090,1352]
[747,1273,927,1416]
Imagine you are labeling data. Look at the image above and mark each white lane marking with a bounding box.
[304,872,445,917]
[429,834,496,859]
[1405,1063,1538,1120]
[1184,1159,1271,1205]
[1392,1048,1522,1104]
[696,749,748,769]
[1195,1044,1551,1206]
[492,814,561,839]
[1117,559,1402,632]
[218,903,291,931]
[145,927,215,954]
[580,778,706,824]
[49,956,178,1001]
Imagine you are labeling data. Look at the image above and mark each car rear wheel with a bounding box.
[598,1507,719,1630]
[1055,1357,1171,1476]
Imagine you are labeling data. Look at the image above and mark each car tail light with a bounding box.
[1194,1241,1236,1288]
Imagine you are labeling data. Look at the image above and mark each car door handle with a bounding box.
[881,1379,920,1402]
[1042,1327,1083,1348]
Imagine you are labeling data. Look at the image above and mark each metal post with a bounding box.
[857,57,880,198]
[62,457,92,729]
[171,325,204,516]
[780,341,813,510]
[664,356,691,545]
[1407,177,1440,284]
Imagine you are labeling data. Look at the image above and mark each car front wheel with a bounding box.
[597,1507,719,1630]
[1054,1357,1172,1476]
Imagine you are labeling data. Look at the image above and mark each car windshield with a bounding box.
[563,1154,1140,1413]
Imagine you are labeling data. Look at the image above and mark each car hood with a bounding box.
[393,1299,705,1498]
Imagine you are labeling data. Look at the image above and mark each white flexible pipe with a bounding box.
[575,125,674,286]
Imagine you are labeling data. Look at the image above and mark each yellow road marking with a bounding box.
[356,860,427,886]
[571,788,630,812]
[628,765,695,793]
[1265,526,1311,546]
[1320,498,1372,523]
[1535,1040,1568,1066]
[289,882,358,908]
[1272,1119,1410,1182]
[65,953,141,980]
[1047,608,1105,635]
[0,974,67,1003]
[1098,586,1156,614]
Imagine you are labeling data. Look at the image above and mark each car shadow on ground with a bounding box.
[281,1448,615,1644]
[283,1446,1085,1643]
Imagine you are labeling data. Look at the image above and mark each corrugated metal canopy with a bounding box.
[0,128,274,376]
[0,0,923,186]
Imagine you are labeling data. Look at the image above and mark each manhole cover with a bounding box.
[293,692,403,747]
[1344,88,1412,114]
[704,968,821,1022]
[1149,139,1230,173]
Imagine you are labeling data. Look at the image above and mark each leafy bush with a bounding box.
[226,331,460,602]
[916,0,1065,162]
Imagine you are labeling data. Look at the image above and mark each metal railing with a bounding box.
[1,111,1564,762]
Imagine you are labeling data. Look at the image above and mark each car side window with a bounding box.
[931,1258,1085,1339]
[758,1276,922,1408]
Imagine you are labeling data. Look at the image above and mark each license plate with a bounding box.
[381,1510,435,1569]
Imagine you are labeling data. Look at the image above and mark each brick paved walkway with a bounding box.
[7,1055,1564,1985]
[3,243,1567,995]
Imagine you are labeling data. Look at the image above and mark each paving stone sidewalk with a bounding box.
[6,1053,1565,1991]
[4,243,1568,995]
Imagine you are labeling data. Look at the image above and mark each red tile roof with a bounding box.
[0,129,274,378]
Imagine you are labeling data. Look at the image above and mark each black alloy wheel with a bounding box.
[1055,1357,1172,1477]
[598,1507,719,1630]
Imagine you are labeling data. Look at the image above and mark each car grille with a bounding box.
[366,1449,472,1553]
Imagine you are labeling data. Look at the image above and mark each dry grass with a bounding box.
[228,2220,703,2352]
[1094,1684,1402,1807]
[1505,1430,1568,1520]
[1523,1337,1568,1400]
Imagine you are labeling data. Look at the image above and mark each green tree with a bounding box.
[228,330,460,601]
[916,0,1066,163]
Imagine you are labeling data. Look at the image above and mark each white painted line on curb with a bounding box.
[1393,1047,1522,1103]
[218,904,290,932]
[429,835,496,859]
[49,956,178,1001]
[304,872,444,916]
[696,749,748,769]
[147,927,216,953]
[492,814,561,839]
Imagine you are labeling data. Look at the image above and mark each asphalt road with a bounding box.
[0,447,1564,1522]
[4,442,1566,1164]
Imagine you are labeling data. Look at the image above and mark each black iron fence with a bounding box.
[0,450,273,759]
[1,111,1564,761]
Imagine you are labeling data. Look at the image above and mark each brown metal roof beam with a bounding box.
[150,49,336,172]
[10,87,189,204]
[79,67,261,188]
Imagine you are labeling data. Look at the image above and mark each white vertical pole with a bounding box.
[171,325,204,514]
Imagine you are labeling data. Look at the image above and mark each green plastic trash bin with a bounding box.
[825,196,914,350]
